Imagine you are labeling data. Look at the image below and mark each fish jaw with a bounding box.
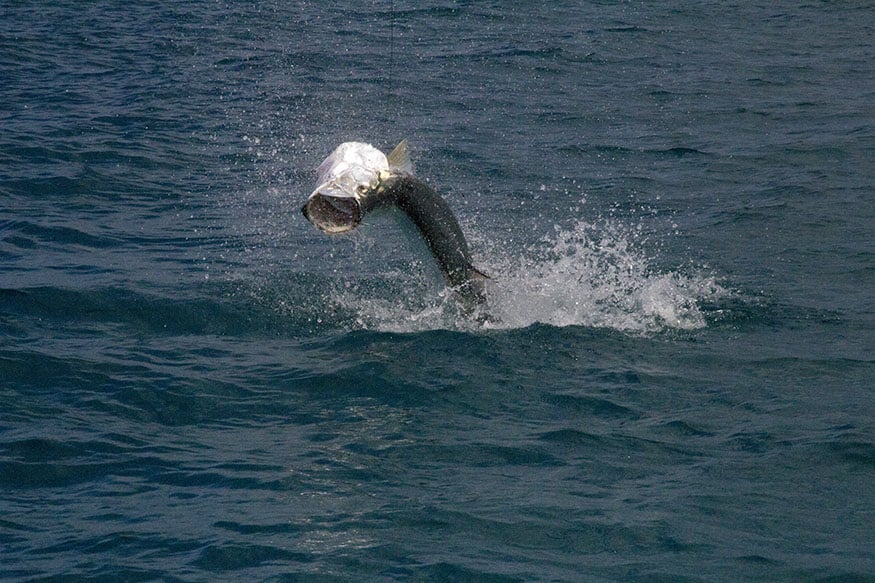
[301,188,362,234]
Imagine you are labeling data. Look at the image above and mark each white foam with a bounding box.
[330,219,723,334]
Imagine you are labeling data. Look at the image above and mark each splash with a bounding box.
[324,219,722,334]
[482,220,719,332]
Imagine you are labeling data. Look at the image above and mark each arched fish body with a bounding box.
[302,140,487,308]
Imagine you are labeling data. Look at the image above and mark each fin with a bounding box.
[387,139,414,175]
[471,266,490,279]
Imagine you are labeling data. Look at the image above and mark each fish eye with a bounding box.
[356,184,369,194]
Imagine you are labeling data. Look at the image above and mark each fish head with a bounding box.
[302,142,389,234]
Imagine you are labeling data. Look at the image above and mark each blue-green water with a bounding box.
[1,2,873,581]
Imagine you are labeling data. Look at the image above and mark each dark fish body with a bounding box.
[367,174,486,307]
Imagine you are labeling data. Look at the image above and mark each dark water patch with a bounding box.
[538,428,606,448]
[824,438,875,470]
[22,531,202,581]
[736,553,782,566]
[192,543,313,572]
[0,350,116,396]
[151,469,296,492]
[2,344,317,427]
[0,285,298,338]
[213,520,306,537]
[542,392,638,419]
[725,431,786,455]
[4,171,96,197]
[560,144,712,160]
[406,562,524,582]
[4,220,124,250]
[661,147,708,158]
[368,5,466,20]
[809,575,875,583]
[290,360,428,402]
[538,425,707,472]
[0,456,167,490]
[81,377,277,427]
[657,419,715,439]
[401,443,559,469]
[387,505,705,579]
[695,292,847,335]
[0,436,126,462]
[295,329,501,394]
[604,26,651,33]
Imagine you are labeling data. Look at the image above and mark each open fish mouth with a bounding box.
[301,191,362,234]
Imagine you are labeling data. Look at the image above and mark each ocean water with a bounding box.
[1,1,873,581]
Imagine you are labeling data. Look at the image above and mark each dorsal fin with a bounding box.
[387,139,414,175]
[471,266,490,279]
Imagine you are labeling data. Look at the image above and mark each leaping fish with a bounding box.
[301,140,488,310]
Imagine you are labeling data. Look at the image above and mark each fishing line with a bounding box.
[385,0,396,121]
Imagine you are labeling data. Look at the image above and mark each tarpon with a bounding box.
[301,140,488,309]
